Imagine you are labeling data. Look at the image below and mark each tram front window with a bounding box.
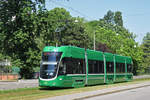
[40,63,58,79]
[40,52,62,79]
[42,52,62,62]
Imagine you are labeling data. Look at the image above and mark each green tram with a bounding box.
[39,46,133,87]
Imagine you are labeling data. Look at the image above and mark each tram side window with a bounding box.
[64,58,73,74]
[99,61,104,73]
[88,60,104,74]
[127,64,132,73]
[72,58,86,74]
[116,63,125,73]
[60,57,86,74]
[88,60,95,73]
[106,62,114,73]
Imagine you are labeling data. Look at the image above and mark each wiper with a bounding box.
[42,62,57,65]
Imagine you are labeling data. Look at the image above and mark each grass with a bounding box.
[0,78,150,100]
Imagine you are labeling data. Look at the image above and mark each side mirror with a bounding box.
[58,67,66,75]
[62,71,67,75]
[59,71,66,75]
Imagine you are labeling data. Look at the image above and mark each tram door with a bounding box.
[105,61,114,84]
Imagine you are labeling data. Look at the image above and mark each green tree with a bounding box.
[0,4,92,78]
[38,8,90,48]
[61,17,90,48]
[85,10,143,75]
[37,8,72,47]
[141,32,150,73]
[103,10,114,24]
[114,11,123,26]
[101,10,123,27]
[0,0,45,78]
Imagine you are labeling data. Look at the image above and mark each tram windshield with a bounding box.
[40,52,62,79]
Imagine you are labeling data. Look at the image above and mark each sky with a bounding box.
[46,0,150,44]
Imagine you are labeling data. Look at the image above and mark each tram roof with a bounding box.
[43,46,85,59]
[86,49,103,61]
[114,54,132,64]
[43,46,132,64]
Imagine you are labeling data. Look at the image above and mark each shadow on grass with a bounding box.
[112,81,128,84]
[39,83,106,90]
[39,87,73,90]
[85,83,105,87]
[39,81,135,91]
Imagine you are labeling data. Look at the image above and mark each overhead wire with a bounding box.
[48,0,149,40]
[49,0,93,20]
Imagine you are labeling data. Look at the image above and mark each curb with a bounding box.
[74,84,150,100]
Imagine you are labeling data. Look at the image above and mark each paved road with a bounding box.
[85,85,150,100]
[133,75,150,79]
[0,75,150,90]
[0,79,38,90]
